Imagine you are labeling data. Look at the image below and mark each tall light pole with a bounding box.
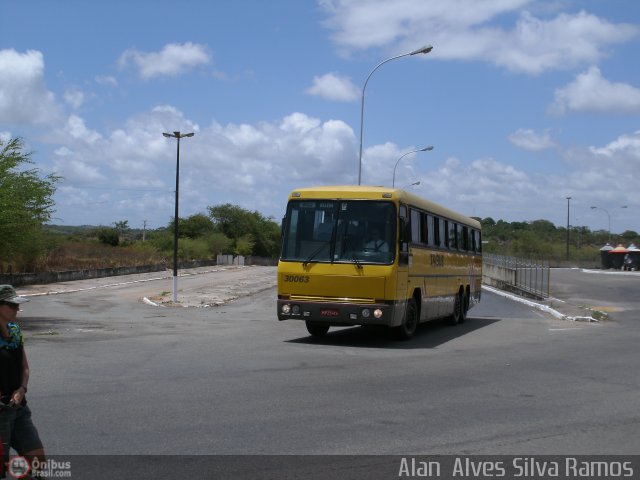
[358,44,433,186]
[163,131,195,302]
[566,197,571,261]
[590,206,611,243]
[392,146,433,187]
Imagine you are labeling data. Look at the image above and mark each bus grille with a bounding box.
[289,295,377,304]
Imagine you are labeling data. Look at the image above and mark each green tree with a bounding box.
[0,137,60,269]
[177,213,215,239]
[208,203,281,257]
[95,227,120,246]
[208,203,255,240]
[234,234,255,256]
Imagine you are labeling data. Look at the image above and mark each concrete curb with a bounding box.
[482,285,600,322]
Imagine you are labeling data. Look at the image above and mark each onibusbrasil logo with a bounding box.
[7,456,72,478]
[7,456,30,479]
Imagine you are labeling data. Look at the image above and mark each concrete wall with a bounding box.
[482,263,517,289]
[0,260,217,287]
[217,254,246,266]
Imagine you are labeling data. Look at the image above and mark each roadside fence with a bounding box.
[483,253,550,300]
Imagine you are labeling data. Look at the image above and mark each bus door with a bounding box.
[395,204,410,326]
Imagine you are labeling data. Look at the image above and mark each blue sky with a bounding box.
[1,0,639,234]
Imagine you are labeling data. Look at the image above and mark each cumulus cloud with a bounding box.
[0,49,60,124]
[360,130,640,229]
[95,75,118,87]
[118,42,211,80]
[40,106,640,231]
[319,1,638,74]
[49,107,357,226]
[306,73,360,101]
[64,89,87,109]
[402,156,543,220]
[549,131,640,229]
[550,66,640,115]
[508,128,556,151]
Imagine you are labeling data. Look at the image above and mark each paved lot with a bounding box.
[12,266,640,463]
[18,265,637,321]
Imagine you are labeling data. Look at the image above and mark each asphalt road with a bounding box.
[10,267,640,476]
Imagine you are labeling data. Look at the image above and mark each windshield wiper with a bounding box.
[302,241,330,267]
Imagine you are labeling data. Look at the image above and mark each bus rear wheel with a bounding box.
[396,298,418,340]
[447,291,464,326]
[306,321,330,337]
[459,291,469,324]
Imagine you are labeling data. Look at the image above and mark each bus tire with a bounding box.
[459,291,468,324]
[306,321,330,337]
[447,291,463,326]
[396,298,418,340]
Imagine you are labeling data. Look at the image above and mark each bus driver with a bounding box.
[364,229,389,253]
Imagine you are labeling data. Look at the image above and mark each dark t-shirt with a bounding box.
[0,322,24,405]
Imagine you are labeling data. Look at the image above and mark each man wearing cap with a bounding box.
[0,285,45,478]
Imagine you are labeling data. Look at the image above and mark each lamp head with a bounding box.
[411,45,433,55]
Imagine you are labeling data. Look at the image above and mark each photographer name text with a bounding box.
[398,457,635,478]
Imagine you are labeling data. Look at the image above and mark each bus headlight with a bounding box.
[282,304,291,315]
[373,309,383,318]
[291,305,301,315]
[361,308,371,318]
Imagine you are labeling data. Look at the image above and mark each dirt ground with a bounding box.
[18,265,278,308]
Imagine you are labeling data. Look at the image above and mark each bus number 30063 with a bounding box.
[284,275,310,283]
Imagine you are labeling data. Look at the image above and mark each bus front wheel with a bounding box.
[396,298,418,340]
[306,321,330,337]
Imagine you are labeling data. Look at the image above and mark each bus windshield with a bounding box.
[281,200,396,265]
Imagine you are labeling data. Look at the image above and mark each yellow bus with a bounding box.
[277,185,482,340]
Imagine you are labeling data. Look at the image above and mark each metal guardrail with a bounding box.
[483,253,550,300]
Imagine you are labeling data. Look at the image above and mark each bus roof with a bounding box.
[287,185,481,229]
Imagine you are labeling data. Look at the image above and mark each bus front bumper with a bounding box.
[277,298,398,327]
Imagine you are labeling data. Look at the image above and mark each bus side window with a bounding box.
[445,222,453,250]
[410,209,421,244]
[426,214,435,246]
[461,225,469,251]
[443,220,450,250]
[421,212,428,245]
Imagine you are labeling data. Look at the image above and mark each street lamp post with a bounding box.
[358,45,433,186]
[566,197,571,261]
[392,146,433,187]
[163,131,195,303]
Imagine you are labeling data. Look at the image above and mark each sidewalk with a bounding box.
[483,285,604,322]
